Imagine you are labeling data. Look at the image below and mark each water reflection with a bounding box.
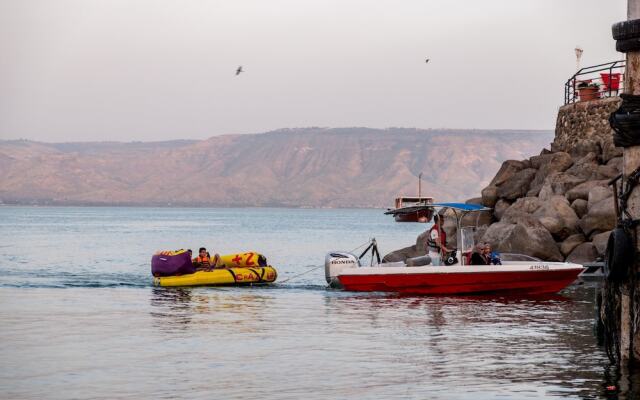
[149,286,273,335]
[149,287,194,330]
[318,287,611,398]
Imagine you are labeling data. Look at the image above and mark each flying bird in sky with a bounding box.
[425,58,430,63]
[236,66,243,75]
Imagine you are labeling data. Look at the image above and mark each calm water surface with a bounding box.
[0,207,625,399]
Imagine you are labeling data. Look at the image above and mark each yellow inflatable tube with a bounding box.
[154,266,277,287]
[218,252,267,268]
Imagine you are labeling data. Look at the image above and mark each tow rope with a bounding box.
[279,265,323,284]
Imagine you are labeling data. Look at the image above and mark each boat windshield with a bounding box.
[499,253,541,262]
[458,226,476,254]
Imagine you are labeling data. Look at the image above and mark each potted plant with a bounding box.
[577,81,601,101]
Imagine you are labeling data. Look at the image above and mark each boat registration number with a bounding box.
[529,264,549,270]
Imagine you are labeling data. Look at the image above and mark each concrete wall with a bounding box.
[552,97,622,162]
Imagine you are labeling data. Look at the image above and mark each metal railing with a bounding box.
[564,60,625,104]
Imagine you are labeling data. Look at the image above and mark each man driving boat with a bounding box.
[426,215,451,266]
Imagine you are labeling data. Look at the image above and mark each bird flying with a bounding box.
[425,58,430,63]
[236,66,243,75]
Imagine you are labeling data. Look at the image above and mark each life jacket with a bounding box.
[426,225,445,250]
[194,255,211,268]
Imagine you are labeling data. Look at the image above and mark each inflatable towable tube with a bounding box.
[151,250,277,287]
[218,252,267,268]
[154,266,277,287]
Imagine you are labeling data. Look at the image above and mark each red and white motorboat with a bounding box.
[325,203,584,295]
[326,260,583,295]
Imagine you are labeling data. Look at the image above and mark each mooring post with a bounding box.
[623,0,640,364]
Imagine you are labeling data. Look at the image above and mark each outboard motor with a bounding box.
[325,251,360,287]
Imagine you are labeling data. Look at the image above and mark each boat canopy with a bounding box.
[430,202,492,212]
[384,202,491,216]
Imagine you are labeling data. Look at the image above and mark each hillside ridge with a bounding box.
[0,127,553,208]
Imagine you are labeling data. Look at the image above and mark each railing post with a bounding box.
[610,65,614,97]
[564,61,625,104]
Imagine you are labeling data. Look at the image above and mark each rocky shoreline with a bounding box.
[476,147,619,263]
[475,98,622,263]
[384,98,621,264]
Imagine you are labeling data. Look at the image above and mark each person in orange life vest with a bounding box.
[192,247,221,271]
[426,215,451,266]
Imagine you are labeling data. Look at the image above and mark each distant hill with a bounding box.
[0,128,553,208]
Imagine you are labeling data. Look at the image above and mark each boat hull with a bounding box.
[393,209,433,223]
[154,266,277,287]
[337,264,583,295]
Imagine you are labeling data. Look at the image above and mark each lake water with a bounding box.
[0,206,625,399]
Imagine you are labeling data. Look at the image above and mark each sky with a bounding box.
[0,0,627,142]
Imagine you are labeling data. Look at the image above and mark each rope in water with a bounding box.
[280,239,375,284]
[279,265,324,283]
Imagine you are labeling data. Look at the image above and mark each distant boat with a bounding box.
[385,172,434,223]
[385,196,434,223]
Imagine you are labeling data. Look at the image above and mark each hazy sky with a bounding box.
[0,0,626,142]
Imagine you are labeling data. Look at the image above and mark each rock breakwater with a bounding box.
[478,149,619,262]
[477,98,622,263]
[384,98,621,264]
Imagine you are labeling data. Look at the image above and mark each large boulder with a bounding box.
[565,152,600,180]
[566,242,598,263]
[481,186,499,208]
[415,230,430,254]
[465,197,483,205]
[606,156,622,172]
[565,180,609,202]
[532,195,579,240]
[603,142,623,164]
[489,160,527,187]
[592,230,612,256]
[473,225,489,245]
[529,151,572,170]
[481,221,563,261]
[501,211,546,228]
[497,168,537,200]
[502,197,542,220]
[596,164,620,180]
[571,199,588,218]
[440,210,459,248]
[383,245,419,263]
[587,186,612,210]
[560,234,586,257]
[579,196,616,236]
[493,199,511,221]
[536,217,565,239]
[537,173,586,201]
[527,152,573,196]
[567,140,602,160]
[461,211,493,228]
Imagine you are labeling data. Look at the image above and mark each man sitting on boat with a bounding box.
[192,247,221,271]
[470,243,489,265]
[470,243,502,265]
[426,215,451,266]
